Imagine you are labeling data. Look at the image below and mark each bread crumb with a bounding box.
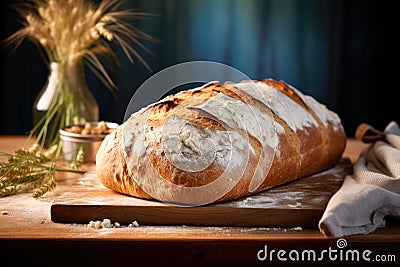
[243,197,253,203]
[94,220,102,229]
[129,220,139,227]
[101,218,112,228]
[291,226,303,231]
[87,219,139,228]
[288,202,302,208]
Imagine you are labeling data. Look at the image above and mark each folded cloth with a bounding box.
[319,121,400,237]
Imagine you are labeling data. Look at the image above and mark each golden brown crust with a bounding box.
[96,79,346,204]
[96,128,151,199]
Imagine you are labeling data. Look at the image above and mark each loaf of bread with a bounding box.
[96,79,346,205]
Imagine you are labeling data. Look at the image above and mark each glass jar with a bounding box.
[33,61,99,148]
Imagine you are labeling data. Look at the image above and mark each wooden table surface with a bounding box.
[0,136,398,266]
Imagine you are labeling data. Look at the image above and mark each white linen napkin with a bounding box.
[319,121,400,237]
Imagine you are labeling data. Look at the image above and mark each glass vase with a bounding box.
[33,61,99,148]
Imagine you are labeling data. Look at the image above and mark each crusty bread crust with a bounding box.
[96,79,346,204]
[96,128,152,199]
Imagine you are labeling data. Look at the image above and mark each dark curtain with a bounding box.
[0,0,397,137]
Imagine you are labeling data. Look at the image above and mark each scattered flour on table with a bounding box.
[239,226,303,232]
[85,219,302,233]
[233,192,304,208]
[0,193,50,222]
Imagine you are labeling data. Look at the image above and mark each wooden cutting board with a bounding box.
[51,158,352,228]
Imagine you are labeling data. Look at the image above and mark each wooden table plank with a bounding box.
[0,136,396,241]
[0,136,399,266]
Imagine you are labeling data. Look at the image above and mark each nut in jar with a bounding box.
[60,121,118,162]
[63,121,115,136]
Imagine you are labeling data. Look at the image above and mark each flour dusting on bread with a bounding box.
[96,79,346,205]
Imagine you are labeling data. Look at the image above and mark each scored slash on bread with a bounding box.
[96,79,346,206]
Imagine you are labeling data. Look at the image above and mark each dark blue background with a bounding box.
[0,0,397,137]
